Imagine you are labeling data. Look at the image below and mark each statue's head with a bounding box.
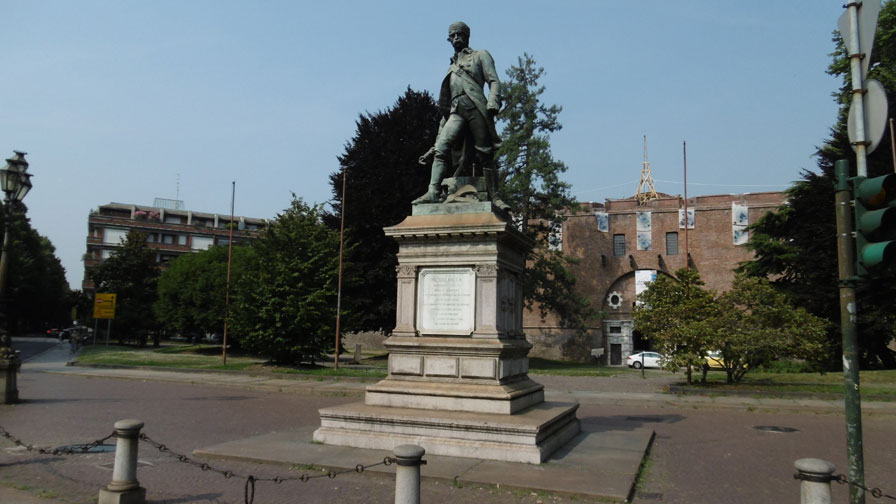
[447,21,470,50]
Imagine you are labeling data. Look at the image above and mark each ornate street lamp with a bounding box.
[0,150,32,404]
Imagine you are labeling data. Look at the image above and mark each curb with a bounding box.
[668,384,895,402]
[69,362,383,382]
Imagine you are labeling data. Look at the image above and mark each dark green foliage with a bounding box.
[155,245,252,339]
[635,269,829,384]
[634,269,718,384]
[496,54,596,330]
[740,2,896,368]
[87,231,160,345]
[324,88,440,334]
[1,202,71,332]
[230,197,340,364]
[712,275,829,384]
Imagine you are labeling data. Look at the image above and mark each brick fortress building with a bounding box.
[522,191,788,363]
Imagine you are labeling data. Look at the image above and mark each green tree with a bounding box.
[325,88,440,334]
[634,268,718,384]
[1,201,71,332]
[496,54,595,331]
[711,275,829,384]
[740,2,896,368]
[155,245,252,340]
[230,197,341,364]
[87,231,160,346]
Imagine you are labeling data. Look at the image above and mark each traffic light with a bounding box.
[853,172,896,276]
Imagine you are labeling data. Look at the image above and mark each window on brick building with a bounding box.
[162,234,175,245]
[665,232,679,255]
[613,234,626,256]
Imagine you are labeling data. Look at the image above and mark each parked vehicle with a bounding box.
[705,350,725,369]
[60,326,87,342]
[626,351,663,369]
[704,350,747,370]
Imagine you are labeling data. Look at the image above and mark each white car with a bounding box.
[626,351,663,369]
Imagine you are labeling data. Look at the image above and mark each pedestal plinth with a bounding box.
[314,203,579,463]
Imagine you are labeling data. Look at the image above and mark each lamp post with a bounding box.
[0,151,32,404]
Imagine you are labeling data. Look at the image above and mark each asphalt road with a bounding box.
[10,337,60,361]
[1,341,894,503]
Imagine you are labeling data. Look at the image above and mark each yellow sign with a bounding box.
[93,293,117,319]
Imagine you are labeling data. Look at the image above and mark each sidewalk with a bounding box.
[29,341,896,416]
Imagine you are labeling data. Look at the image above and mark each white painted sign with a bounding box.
[416,268,475,335]
[634,270,657,307]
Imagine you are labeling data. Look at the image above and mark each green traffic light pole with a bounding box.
[834,159,865,504]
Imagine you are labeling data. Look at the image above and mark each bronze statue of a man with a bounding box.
[413,21,509,211]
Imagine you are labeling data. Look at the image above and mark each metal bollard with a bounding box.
[794,458,836,504]
[98,419,146,504]
[394,444,426,504]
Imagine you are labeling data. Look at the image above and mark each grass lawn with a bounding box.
[687,369,896,397]
[77,343,263,371]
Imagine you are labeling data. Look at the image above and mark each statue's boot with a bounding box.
[413,159,446,205]
[484,167,511,212]
[412,183,441,204]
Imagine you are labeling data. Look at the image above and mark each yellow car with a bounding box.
[704,351,725,369]
[704,351,748,370]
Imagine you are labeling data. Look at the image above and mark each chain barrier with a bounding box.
[835,474,896,501]
[0,425,116,456]
[2,425,398,504]
[139,432,395,504]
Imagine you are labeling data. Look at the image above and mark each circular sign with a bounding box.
[848,78,889,154]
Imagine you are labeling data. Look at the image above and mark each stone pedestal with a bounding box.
[0,356,20,404]
[314,203,579,463]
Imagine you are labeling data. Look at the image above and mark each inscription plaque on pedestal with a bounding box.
[416,267,475,335]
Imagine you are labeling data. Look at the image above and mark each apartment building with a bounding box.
[83,199,267,290]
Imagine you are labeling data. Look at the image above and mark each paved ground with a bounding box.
[2,338,895,503]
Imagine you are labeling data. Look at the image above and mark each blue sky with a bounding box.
[2,1,849,288]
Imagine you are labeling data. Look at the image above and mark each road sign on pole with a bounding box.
[838,0,882,79]
[848,79,889,155]
[93,293,117,319]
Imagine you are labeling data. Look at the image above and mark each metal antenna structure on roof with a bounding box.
[636,135,659,206]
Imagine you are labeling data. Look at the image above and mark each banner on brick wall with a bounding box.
[678,208,695,229]
[732,203,749,245]
[637,211,652,250]
[594,211,609,232]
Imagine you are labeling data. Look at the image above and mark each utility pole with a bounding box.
[222,182,235,366]
[335,168,347,370]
